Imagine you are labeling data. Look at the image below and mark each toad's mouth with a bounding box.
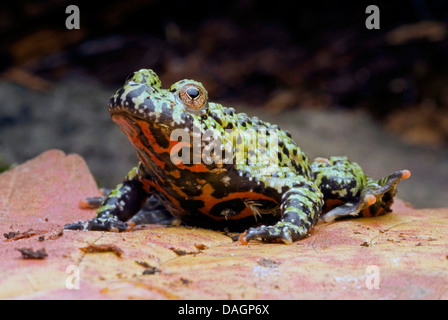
[111,113,175,173]
[111,113,177,158]
[109,106,152,121]
[111,113,141,139]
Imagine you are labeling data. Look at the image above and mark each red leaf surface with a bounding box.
[0,150,447,299]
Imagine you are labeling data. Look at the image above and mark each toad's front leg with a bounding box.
[243,178,324,244]
[64,166,148,232]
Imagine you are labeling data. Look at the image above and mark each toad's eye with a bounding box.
[179,84,207,110]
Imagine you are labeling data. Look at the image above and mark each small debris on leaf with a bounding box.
[142,267,161,275]
[135,260,161,275]
[79,244,123,257]
[4,231,20,239]
[135,260,152,268]
[168,246,187,256]
[258,258,282,268]
[194,243,208,250]
[4,229,44,240]
[17,247,48,259]
[47,228,64,240]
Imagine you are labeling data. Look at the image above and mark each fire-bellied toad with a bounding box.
[65,69,410,244]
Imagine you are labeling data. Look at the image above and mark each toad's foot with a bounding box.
[242,222,309,245]
[322,169,411,222]
[64,217,129,232]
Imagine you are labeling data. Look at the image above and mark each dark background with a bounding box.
[1,0,447,207]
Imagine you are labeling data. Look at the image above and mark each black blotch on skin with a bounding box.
[141,98,155,113]
[149,125,170,149]
[277,152,283,162]
[179,199,205,211]
[317,175,358,202]
[238,118,247,127]
[125,86,147,107]
[291,160,304,175]
[210,112,223,126]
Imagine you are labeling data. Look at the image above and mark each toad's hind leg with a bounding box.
[243,177,324,244]
[312,156,410,223]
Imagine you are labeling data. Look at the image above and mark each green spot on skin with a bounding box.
[97,203,116,214]
[109,184,124,198]
[126,166,138,180]
[331,188,348,197]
